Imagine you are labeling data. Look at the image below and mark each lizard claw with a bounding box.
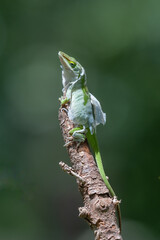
[61,108,68,113]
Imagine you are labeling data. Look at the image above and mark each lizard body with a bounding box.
[58,51,121,231]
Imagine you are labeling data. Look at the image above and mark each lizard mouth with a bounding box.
[58,51,72,70]
[61,53,70,61]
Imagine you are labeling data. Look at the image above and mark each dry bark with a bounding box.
[59,104,123,240]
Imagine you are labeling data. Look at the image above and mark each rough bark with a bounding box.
[59,104,123,240]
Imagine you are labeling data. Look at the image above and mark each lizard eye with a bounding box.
[70,61,76,68]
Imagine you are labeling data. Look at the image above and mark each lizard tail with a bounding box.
[86,130,122,232]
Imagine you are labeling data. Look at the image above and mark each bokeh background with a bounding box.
[0,0,160,239]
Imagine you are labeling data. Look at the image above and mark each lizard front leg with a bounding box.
[59,97,70,106]
[64,126,86,147]
[69,126,86,143]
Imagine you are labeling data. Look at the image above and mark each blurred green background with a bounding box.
[0,0,160,239]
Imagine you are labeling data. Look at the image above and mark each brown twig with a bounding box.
[58,104,123,240]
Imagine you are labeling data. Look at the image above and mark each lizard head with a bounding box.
[58,51,86,89]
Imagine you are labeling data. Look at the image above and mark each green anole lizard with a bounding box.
[58,51,121,231]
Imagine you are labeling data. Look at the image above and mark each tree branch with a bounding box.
[59,104,123,240]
